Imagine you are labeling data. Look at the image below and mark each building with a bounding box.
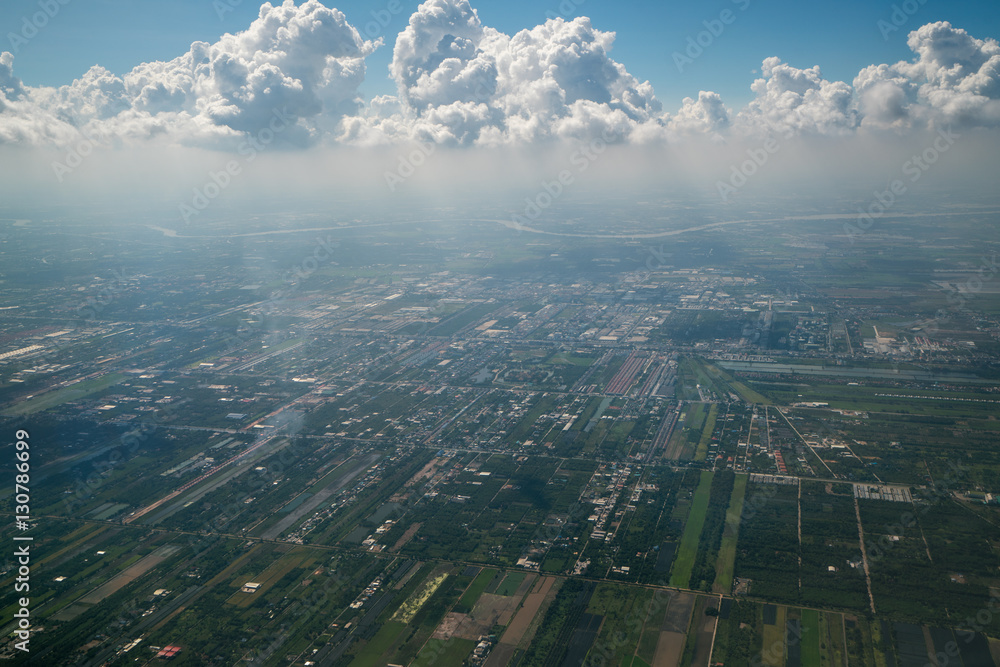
[156,645,182,659]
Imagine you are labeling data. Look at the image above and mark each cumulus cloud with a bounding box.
[346,15,1000,143]
[0,51,25,101]
[854,64,917,130]
[0,0,377,148]
[343,0,666,146]
[666,91,731,139]
[0,53,83,146]
[2,2,1000,150]
[390,0,491,111]
[736,57,858,137]
[856,21,1000,130]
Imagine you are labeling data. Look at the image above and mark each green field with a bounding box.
[412,638,476,667]
[670,470,714,589]
[455,568,496,612]
[683,357,771,405]
[665,402,708,460]
[694,403,719,461]
[495,571,527,596]
[713,473,748,594]
[584,584,655,666]
[802,609,822,665]
[728,378,769,405]
[547,351,595,367]
[636,592,669,663]
[3,372,127,416]
[429,302,499,336]
[761,605,787,666]
[349,621,408,667]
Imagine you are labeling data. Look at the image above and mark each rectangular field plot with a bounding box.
[510,579,728,667]
[799,481,869,610]
[714,473,749,594]
[709,600,1000,667]
[670,470,713,588]
[733,480,800,604]
[858,494,1000,632]
[411,638,477,667]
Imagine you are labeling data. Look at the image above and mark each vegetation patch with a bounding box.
[669,470,713,589]
[392,573,450,624]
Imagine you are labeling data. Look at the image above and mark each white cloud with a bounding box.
[0,0,377,148]
[737,57,858,137]
[666,91,731,140]
[2,3,1000,150]
[854,64,917,130]
[856,21,1000,130]
[0,53,82,146]
[345,0,665,146]
[390,0,491,110]
[0,51,25,101]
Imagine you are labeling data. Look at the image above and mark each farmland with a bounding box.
[1,210,1000,664]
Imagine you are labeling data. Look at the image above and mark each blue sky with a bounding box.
[4,0,999,109]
